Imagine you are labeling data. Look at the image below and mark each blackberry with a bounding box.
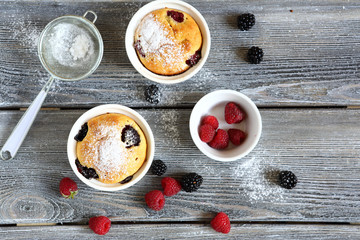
[151,160,167,176]
[181,173,203,192]
[237,13,255,31]
[75,159,99,179]
[74,123,88,142]
[121,125,140,148]
[247,46,264,64]
[145,84,161,104]
[279,171,298,189]
[134,40,145,57]
[120,175,133,184]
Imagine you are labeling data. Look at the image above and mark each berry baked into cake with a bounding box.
[134,8,202,75]
[75,113,147,184]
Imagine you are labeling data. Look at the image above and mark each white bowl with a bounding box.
[189,90,262,162]
[67,104,155,191]
[125,0,211,84]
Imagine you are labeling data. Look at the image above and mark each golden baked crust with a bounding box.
[76,113,147,184]
[134,8,202,75]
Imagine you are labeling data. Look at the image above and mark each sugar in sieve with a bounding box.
[1,10,103,160]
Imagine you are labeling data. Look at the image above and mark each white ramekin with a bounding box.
[67,104,155,191]
[125,0,211,84]
[189,90,262,162]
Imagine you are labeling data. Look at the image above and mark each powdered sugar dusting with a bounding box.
[47,23,95,67]
[138,14,173,53]
[157,110,180,145]
[10,19,40,51]
[191,149,286,204]
[136,13,184,70]
[232,156,285,203]
[84,123,131,182]
[97,127,128,175]
[69,34,93,61]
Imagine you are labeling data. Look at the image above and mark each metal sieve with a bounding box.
[1,10,103,161]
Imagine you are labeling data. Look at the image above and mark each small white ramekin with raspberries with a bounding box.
[189,90,262,162]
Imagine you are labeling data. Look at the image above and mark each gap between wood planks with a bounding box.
[0,105,358,111]
[6,221,360,227]
[19,107,61,111]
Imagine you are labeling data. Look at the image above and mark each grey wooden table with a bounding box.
[0,0,360,239]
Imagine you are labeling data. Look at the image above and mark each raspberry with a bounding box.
[89,216,111,235]
[210,212,231,234]
[199,124,216,143]
[161,177,182,197]
[167,10,184,23]
[145,190,165,211]
[279,171,298,189]
[201,115,219,130]
[151,160,167,176]
[59,177,78,199]
[228,129,246,145]
[248,46,264,64]
[180,173,203,192]
[237,13,255,31]
[208,129,229,149]
[225,102,244,124]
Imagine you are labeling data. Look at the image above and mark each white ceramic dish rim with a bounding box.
[189,90,262,162]
[38,13,104,81]
[67,104,155,191]
[125,0,211,84]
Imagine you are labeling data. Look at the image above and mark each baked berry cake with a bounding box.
[75,113,147,184]
[134,8,202,75]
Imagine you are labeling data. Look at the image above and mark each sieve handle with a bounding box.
[0,76,55,161]
[83,10,97,23]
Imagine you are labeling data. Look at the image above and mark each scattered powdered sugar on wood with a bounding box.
[160,86,182,106]
[157,110,180,145]
[232,155,285,203]
[10,19,41,51]
[191,150,286,204]
[192,68,218,90]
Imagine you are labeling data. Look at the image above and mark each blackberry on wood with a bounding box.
[247,46,264,64]
[237,13,255,31]
[279,170,298,189]
[181,173,203,192]
[151,160,167,176]
[145,84,161,104]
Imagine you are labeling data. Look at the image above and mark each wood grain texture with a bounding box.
[0,108,360,224]
[0,0,359,108]
[2,223,360,239]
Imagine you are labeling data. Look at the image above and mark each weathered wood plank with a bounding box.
[0,0,359,108]
[0,108,360,224]
[1,223,360,239]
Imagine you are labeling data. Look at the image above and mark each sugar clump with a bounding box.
[48,23,94,67]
